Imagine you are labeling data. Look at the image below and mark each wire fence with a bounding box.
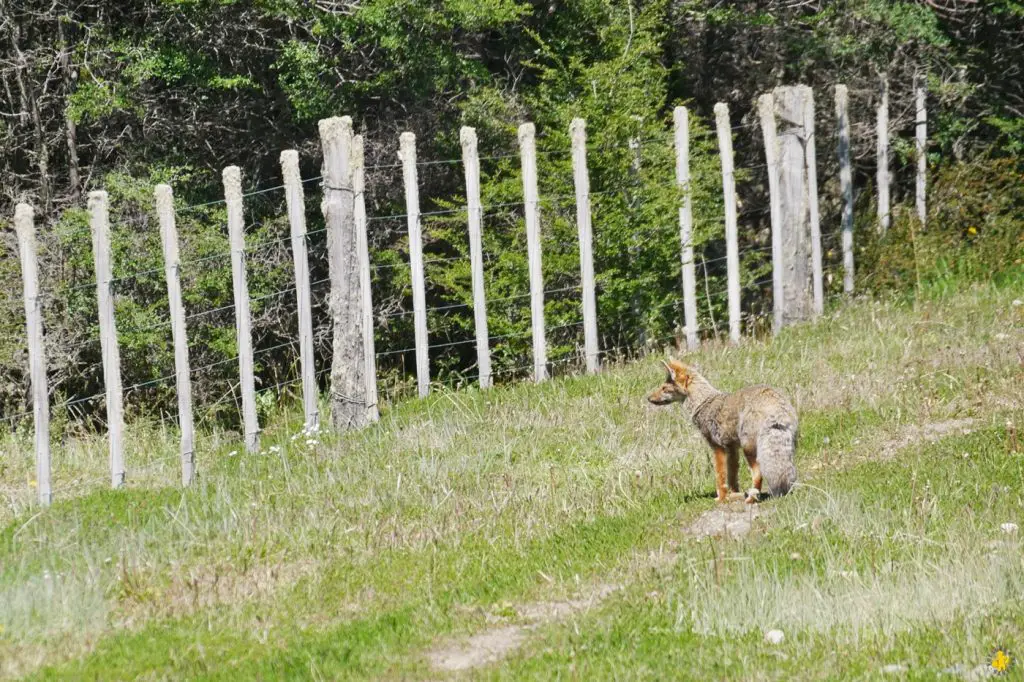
[0,90,909,505]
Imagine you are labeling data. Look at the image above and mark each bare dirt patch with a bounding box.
[686,499,765,539]
[877,418,978,460]
[427,582,620,673]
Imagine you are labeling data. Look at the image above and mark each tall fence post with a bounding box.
[155,184,196,486]
[319,116,374,428]
[518,122,548,382]
[674,106,698,350]
[876,74,890,234]
[757,93,784,334]
[352,135,379,420]
[835,85,855,294]
[223,166,260,452]
[460,126,493,387]
[88,191,125,488]
[398,132,431,398]
[916,82,927,229]
[803,88,824,316]
[569,118,600,373]
[771,85,815,328]
[714,103,741,343]
[280,150,320,431]
[15,204,50,506]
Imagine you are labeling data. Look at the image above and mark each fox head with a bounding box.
[647,359,696,405]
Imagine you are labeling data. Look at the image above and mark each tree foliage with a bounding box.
[0,0,1020,423]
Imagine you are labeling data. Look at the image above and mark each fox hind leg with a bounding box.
[744,449,762,504]
[727,447,741,493]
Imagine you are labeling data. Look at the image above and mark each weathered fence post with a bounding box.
[155,185,196,485]
[519,122,547,382]
[319,116,375,428]
[876,74,890,234]
[835,85,855,294]
[223,166,260,452]
[398,132,431,398]
[916,82,927,229]
[15,204,50,505]
[460,126,493,387]
[569,118,600,373]
[769,85,816,328]
[714,103,741,343]
[803,89,823,316]
[352,135,379,420]
[88,191,125,488]
[280,150,320,431]
[673,106,699,350]
[757,93,784,334]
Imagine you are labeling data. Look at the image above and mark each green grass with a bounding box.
[1,282,1022,680]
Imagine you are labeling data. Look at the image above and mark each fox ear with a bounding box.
[661,359,674,381]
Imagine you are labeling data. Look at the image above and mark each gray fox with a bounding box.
[648,359,798,503]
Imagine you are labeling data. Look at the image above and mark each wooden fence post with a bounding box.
[15,204,50,506]
[319,116,374,428]
[876,74,890,234]
[714,103,741,343]
[397,132,431,398]
[88,191,125,488]
[223,166,260,452]
[280,150,320,430]
[518,123,547,382]
[352,135,379,420]
[772,86,815,327]
[673,106,699,350]
[916,82,927,229]
[757,93,784,334]
[569,118,600,373]
[460,126,493,387]
[155,184,196,486]
[835,85,855,294]
[803,88,824,316]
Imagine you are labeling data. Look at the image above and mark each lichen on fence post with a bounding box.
[835,85,855,294]
[398,131,431,399]
[319,116,376,428]
[518,123,548,382]
[15,203,51,506]
[714,103,741,344]
[569,118,600,372]
[352,135,379,420]
[223,166,261,452]
[673,107,699,351]
[280,150,321,430]
[155,184,196,485]
[460,126,493,388]
[88,190,125,487]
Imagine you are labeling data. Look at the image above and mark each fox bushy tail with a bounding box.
[757,422,798,496]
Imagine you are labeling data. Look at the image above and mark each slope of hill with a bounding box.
[1,282,1022,680]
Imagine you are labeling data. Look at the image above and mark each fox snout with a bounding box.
[647,383,681,405]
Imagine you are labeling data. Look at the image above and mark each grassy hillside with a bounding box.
[1,282,1022,680]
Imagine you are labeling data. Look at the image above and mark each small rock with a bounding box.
[881,663,908,674]
[1012,299,1022,307]
[1000,522,1019,534]
[790,552,802,560]
[822,436,830,445]
[994,333,1009,341]
[764,629,785,645]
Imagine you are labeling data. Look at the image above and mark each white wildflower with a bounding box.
[764,629,784,645]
